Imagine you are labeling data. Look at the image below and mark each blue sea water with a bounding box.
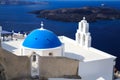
[0,1,120,70]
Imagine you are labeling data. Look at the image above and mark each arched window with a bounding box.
[33,55,36,62]
[32,52,37,62]
[81,22,83,32]
[83,35,85,46]
[78,33,80,43]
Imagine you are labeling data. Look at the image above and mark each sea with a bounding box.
[0,1,120,70]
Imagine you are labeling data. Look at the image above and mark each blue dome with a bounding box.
[22,29,62,49]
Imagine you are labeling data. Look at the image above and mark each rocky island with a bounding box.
[30,7,120,22]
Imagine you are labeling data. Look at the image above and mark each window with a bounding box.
[49,53,53,56]
[78,33,80,43]
[81,22,83,32]
[83,35,85,45]
[78,33,80,38]
[33,55,36,62]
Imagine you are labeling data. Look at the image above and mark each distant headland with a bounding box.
[30,7,120,22]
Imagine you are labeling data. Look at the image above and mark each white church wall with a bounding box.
[22,45,64,57]
[78,58,115,80]
[42,47,63,56]
[22,48,42,56]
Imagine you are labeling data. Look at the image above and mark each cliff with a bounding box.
[30,7,120,22]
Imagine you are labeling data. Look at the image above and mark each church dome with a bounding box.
[22,28,62,49]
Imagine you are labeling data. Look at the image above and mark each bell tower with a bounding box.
[75,17,91,48]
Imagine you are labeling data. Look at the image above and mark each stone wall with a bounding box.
[0,48,79,80]
[0,48,30,80]
[39,57,79,78]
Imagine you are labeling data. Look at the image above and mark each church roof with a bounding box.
[22,28,62,49]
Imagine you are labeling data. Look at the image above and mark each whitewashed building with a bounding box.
[0,17,117,80]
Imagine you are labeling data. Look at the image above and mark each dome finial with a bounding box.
[40,21,44,29]
[83,17,86,20]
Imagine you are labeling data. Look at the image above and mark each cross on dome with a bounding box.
[40,21,44,29]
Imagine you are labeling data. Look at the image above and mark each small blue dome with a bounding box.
[22,29,62,49]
